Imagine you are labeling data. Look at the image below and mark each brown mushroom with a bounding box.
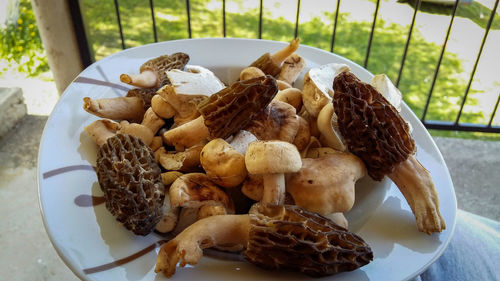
[286,150,366,215]
[96,134,164,236]
[245,141,302,205]
[200,138,247,188]
[197,75,279,140]
[155,203,373,277]
[120,52,189,88]
[244,100,300,143]
[83,96,145,123]
[249,38,300,76]
[125,87,157,110]
[333,71,445,234]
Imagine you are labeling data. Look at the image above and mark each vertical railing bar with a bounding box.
[113,0,125,49]
[185,0,192,38]
[364,0,380,68]
[149,0,158,42]
[259,0,263,39]
[330,0,341,52]
[67,0,93,66]
[395,0,421,87]
[455,0,499,125]
[222,0,226,37]
[487,92,500,128]
[294,0,301,38]
[421,0,459,122]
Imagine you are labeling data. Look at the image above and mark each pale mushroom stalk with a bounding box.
[262,173,286,204]
[141,107,165,134]
[155,214,251,277]
[120,70,158,88]
[388,155,445,234]
[270,38,300,66]
[83,96,145,123]
[151,94,176,119]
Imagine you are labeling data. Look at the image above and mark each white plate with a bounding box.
[38,38,457,281]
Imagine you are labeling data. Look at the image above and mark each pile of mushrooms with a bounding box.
[82,39,444,278]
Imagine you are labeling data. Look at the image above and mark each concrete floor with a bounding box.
[0,113,499,280]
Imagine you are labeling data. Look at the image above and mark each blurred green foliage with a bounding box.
[0,0,49,76]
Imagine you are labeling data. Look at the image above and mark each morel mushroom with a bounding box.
[197,75,279,140]
[120,52,189,88]
[249,38,300,77]
[333,71,445,234]
[96,134,165,235]
[155,203,373,277]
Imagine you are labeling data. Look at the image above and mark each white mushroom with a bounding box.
[200,138,247,188]
[84,119,120,146]
[302,63,350,117]
[83,96,145,123]
[245,141,302,205]
[278,53,306,85]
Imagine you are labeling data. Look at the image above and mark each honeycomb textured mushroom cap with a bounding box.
[126,87,157,110]
[96,134,165,235]
[244,203,373,277]
[333,72,415,181]
[140,52,190,88]
[198,75,279,140]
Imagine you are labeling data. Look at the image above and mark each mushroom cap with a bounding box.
[286,151,366,214]
[370,74,402,112]
[96,134,165,236]
[169,173,234,213]
[245,141,302,174]
[126,87,157,110]
[316,103,346,151]
[244,203,373,277]
[198,75,279,140]
[244,100,299,143]
[200,138,247,188]
[166,65,225,96]
[333,72,415,181]
[302,63,350,117]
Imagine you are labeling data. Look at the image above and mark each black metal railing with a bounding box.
[69,0,500,134]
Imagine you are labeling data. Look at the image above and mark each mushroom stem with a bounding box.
[262,174,286,205]
[83,96,145,123]
[271,38,300,65]
[120,70,158,88]
[155,214,250,277]
[388,155,446,234]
